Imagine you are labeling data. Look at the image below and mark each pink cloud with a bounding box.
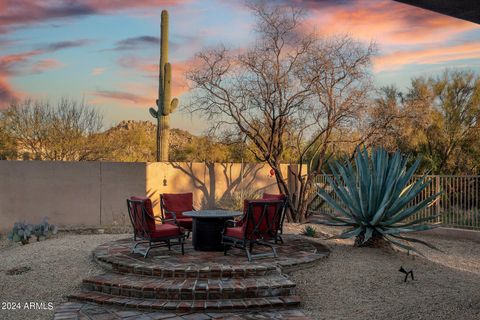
[0,76,18,105]
[117,55,195,97]
[374,42,480,72]
[91,67,106,76]
[30,58,63,73]
[0,1,190,33]
[92,90,151,104]
[304,0,479,47]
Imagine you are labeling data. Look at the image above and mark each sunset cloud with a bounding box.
[92,89,151,104]
[0,1,189,33]
[374,42,480,72]
[116,55,193,97]
[302,0,478,47]
[30,59,64,74]
[91,67,106,76]
[110,36,159,51]
[39,39,93,52]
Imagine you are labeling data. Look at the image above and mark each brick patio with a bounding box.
[54,235,329,319]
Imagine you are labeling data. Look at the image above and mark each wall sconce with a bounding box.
[163,175,167,187]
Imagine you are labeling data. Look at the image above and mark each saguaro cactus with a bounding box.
[149,10,178,162]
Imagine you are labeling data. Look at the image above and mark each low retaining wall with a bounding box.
[421,227,480,243]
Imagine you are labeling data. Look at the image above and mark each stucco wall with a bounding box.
[0,161,146,232]
[0,161,291,232]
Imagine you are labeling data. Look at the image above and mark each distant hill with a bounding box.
[103,120,197,156]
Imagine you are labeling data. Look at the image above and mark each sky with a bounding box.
[1,0,479,134]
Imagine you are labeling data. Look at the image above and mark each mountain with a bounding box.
[103,120,197,158]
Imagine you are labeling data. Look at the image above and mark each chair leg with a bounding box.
[167,240,171,251]
[245,247,252,262]
[224,244,228,256]
[181,240,185,255]
[249,241,254,253]
[144,246,151,258]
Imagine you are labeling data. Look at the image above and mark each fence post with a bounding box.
[436,175,441,223]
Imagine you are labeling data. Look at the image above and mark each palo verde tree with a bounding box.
[186,2,375,222]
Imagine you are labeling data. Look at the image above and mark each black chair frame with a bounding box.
[222,200,284,262]
[127,199,186,258]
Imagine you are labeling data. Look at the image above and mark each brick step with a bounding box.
[55,301,311,320]
[82,272,296,300]
[94,254,279,278]
[68,291,301,312]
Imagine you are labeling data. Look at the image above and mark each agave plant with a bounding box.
[33,217,58,241]
[316,147,441,252]
[8,222,34,245]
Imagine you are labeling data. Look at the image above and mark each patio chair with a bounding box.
[222,199,284,261]
[127,196,186,258]
[262,193,287,243]
[160,193,194,235]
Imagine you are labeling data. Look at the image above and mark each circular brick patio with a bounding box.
[92,235,328,277]
[54,235,329,319]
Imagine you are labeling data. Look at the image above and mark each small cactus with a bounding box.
[302,225,317,237]
[32,217,58,241]
[8,222,34,245]
[149,10,178,161]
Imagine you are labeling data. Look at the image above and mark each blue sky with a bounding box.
[1,0,479,133]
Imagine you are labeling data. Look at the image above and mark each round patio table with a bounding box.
[183,210,242,251]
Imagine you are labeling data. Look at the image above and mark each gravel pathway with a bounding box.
[0,233,128,320]
[286,224,480,320]
[1,226,480,320]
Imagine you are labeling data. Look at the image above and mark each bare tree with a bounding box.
[2,98,104,160]
[186,2,375,221]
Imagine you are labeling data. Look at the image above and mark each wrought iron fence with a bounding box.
[312,175,480,230]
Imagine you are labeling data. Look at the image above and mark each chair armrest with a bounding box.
[224,219,238,228]
[160,210,177,224]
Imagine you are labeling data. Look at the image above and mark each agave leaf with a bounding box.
[384,235,424,256]
[389,234,442,252]
[362,227,374,244]
[316,211,356,225]
[383,224,434,234]
[327,163,359,212]
[383,192,441,225]
[393,215,439,228]
[317,187,355,220]
[329,226,363,240]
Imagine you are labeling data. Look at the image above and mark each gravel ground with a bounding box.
[286,224,480,320]
[1,226,480,320]
[0,233,128,320]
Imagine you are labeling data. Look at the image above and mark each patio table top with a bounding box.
[183,209,242,219]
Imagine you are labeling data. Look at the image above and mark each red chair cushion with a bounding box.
[224,226,244,239]
[151,223,183,238]
[165,217,192,230]
[162,193,193,219]
[130,196,156,233]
